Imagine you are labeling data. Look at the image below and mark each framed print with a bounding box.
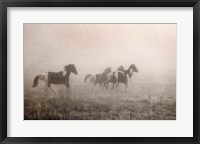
[0,0,199,144]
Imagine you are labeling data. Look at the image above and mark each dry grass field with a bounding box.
[24,76,176,120]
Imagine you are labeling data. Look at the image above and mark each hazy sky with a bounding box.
[24,24,176,83]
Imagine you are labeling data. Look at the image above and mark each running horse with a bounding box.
[84,67,112,89]
[106,64,138,90]
[32,64,78,96]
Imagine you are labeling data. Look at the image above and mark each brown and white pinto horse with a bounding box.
[84,67,112,89]
[32,64,78,96]
[106,64,138,90]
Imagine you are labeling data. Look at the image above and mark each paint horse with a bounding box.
[84,67,112,89]
[106,64,138,90]
[32,64,78,96]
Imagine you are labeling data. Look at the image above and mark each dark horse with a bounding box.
[84,67,111,89]
[32,64,78,96]
[106,64,138,90]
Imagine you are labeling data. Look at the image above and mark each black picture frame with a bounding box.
[0,0,199,143]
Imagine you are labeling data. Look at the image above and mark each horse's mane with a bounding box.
[102,67,111,74]
[65,64,73,69]
[117,65,125,72]
[65,64,75,71]
[129,64,134,69]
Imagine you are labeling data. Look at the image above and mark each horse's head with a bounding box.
[103,67,112,74]
[130,64,138,72]
[65,64,78,75]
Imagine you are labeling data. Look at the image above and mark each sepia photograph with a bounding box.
[24,24,176,120]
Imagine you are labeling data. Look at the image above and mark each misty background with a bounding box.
[24,24,176,86]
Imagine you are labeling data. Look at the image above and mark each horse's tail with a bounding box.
[84,74,92,83]
[32,74,43,87]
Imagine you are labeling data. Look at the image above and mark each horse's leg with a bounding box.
[115,82,119,92]
[94,81,97,87]
[112,83,115,89]
[103,82,108,90]
[66,87,69,97]
[91,82,95,92]
[113,83,116,91]
[100,82,103,89]
[65,86,71,97]
[65,80,71,97]
[125,79,128,91]
[125,83,128,91]
[44,85,48,96]
[106,82,109,89]
[42,79,47,94]
[43,77,49,96]
[92,81,97,91]
[116,82,119,88]
[101,82,104,89]
[100,82,105,89]
[105,82,108,90]
[105,82,108,89]
[69,88,71,96]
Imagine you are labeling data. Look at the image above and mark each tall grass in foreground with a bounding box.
[24,83,176,120]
